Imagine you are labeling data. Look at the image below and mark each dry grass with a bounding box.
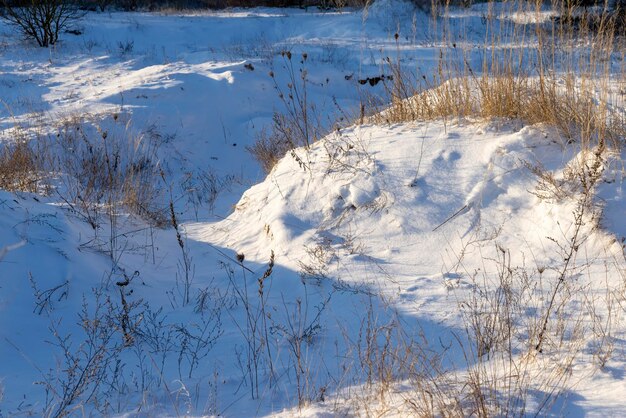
[248,52,324,174]
[0,113,166,226]
[0,138,41,192]
[52,115,167,226]
[251,1,626,175]
[368,0,626,151]
[334,223,618,417]
[47,117,167,225]
[247,125,294,174]
[328,2,626,415]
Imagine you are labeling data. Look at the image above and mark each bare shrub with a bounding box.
[174,306,223,379]
[247,124,294,174]
[29,279,222,417]
[180,168,236,217]
[248,51,323,174]
[223,252,276,400]
[52,116,166,227]
[455,248,576,417]
[40,291,125,418]
[271,287,331,408]
[0,0,82,47]
[29,273,69,315]
[0,137,40,192]
[337,239,611,416]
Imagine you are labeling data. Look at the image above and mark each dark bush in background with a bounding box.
[77,0,370,10]
[0,0,82,46]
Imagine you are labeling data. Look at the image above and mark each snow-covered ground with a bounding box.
[1,1,626,417]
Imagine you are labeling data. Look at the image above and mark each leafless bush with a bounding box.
[336,240,610,416]
[133,295,222,390]
[271,286,331,408]
[335,298,454,417]
[535,143,606,353]
[29,273,69,315]
[224,252,277,400]
[0,0,83,47]
[32,279,222,417]
[221,251,334,407]
[248,124,294,174]
[175,307,223,379]
[354,298,407,405]
[53,115,166,228]
[248,51,323,174]
[0,135,42,192]
[454,248,567,416]
[181,168,237,217]
[41,291,125,418]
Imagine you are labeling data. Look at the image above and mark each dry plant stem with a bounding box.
[534,204,585,353]
[249,51,321,173]
[272,284,330,408]
[239,263,260,399]
[224,253,275,400]
[535,144,604,353]
[163,173,193,306]
[272,51,312,149]
[258,250,276,387]
[115,276,134,346]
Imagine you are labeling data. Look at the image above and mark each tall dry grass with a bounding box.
[0,137,41,192]
[369,0,626,150]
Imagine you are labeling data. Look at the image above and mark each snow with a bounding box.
[0,1,625,417]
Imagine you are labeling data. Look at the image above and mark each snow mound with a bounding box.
[190,120,621,301]
[336,176,380,208]
[184,119,626,416]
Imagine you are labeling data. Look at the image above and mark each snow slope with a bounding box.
[189,119,626,416]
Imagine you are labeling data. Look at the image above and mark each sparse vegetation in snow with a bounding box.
[1,1,626,417]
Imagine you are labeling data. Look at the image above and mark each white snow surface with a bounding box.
[0,1,626,417]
